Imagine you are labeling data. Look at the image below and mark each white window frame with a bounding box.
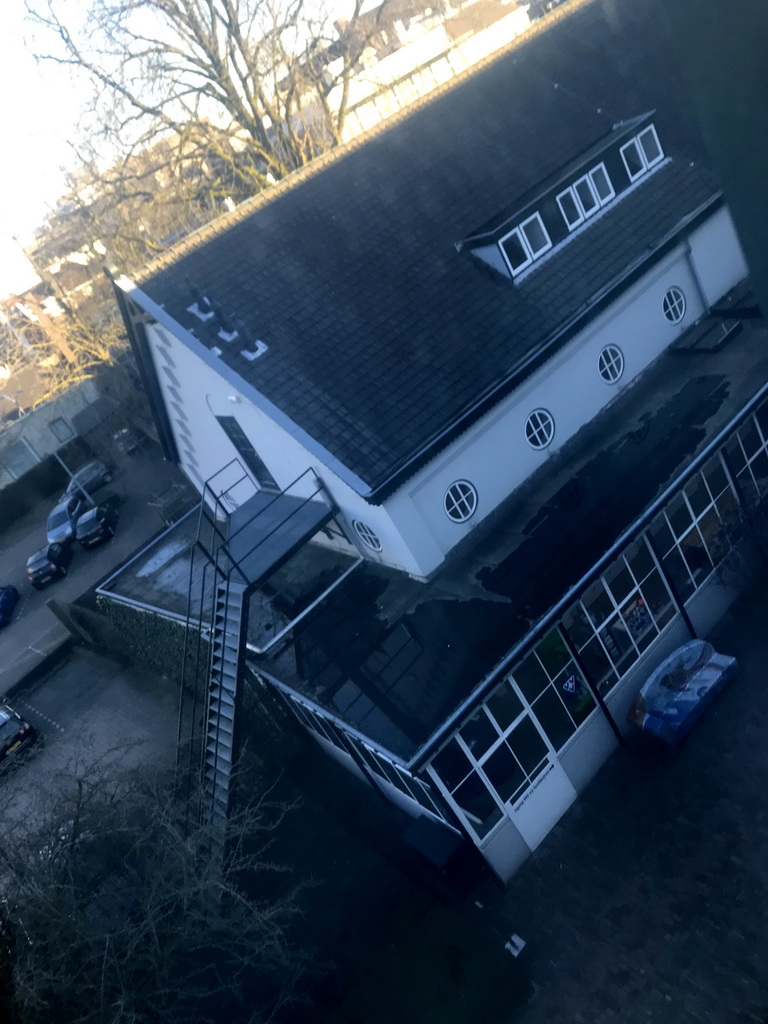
[520,212,552,259]
[598,344,625,384]
[621,125,664,182]
[352,519,382,552]
[589,162,615,204]
[444,480,478,522]
[573,174,599,217]
[498,226,533,275]
[620,138,646,182]
[638,125,663,168]
[557,163,615,233]
[556,187,584,229]
[525,409,555,450]
[499,212,552,276]
[662,286,686,324]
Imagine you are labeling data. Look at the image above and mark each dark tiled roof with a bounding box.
[135,0,717,495]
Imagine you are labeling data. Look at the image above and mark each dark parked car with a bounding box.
[627,640,738,746]
[0,702,37,765]
[76,499,119,549]
[26,542,73,590]
[46,495,88,545]
[0,586,19,627]
[61,460,113,501]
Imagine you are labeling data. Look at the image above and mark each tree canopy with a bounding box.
[0,753,308,1024]
[28,0,387,194]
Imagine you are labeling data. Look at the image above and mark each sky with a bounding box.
[0,3,84,296]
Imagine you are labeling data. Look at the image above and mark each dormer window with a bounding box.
[621,125,664,182]
[499,213,552,276]
[557,163,614,233]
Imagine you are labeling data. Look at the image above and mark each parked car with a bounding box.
[46,495,88,545]
[0,702,37,765]
[0,585,19,627]
[76,499,119,549]
[26,542,73,590]
[61,460,113,501]
[627,640,738,746]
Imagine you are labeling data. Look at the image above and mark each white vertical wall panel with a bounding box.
[144,322,428,575]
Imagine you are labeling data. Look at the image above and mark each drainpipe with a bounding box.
[684,240,710,313]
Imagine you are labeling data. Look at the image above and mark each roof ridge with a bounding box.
[135,0,597,282]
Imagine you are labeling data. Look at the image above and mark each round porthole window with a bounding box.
[525,409,555,450]
[352,520,382,552]
[662,286,686,324]
[598,344,624,384]
[444,480,478,523]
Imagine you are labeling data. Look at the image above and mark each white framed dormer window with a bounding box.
[573,174,599,217]
[499,213,551,276]
[557,188,584,230]
[557,163,614,233]
[590,163,615,204]
[621,125,664,182]
[638,125,663,167]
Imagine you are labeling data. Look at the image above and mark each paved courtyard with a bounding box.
[490,580,768,1024]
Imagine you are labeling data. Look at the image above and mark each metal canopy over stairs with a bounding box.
[175,461,351,862]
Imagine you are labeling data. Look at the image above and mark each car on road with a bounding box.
[0,702,37,765]
[76,498,119,549]
[0,586,19,627]
[26,542,74,590]
[46,494,88,545]
[61,460,113,501]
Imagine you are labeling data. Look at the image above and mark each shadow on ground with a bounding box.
[238,686,531,1024]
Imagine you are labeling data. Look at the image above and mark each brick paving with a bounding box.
[490,582,768,1024]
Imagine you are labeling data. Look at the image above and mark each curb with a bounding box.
[3,635,75,703]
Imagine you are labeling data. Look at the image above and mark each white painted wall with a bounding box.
[688,205,749,306]
[144,322,430,575]
[384,210,748,576]
[142,207,746,581]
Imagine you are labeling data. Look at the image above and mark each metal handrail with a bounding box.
[224,484,330,582]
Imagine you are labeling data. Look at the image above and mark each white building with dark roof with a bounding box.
[100,0,766,882]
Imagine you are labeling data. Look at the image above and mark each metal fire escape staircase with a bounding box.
[175,460,346,862]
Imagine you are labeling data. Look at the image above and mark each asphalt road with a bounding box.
[0,447,193,690]
[0,646,178,815]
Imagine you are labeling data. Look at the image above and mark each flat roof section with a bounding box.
[97,505,361,651]
[256,316,768,760]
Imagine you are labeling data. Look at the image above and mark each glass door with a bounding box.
[502,680,577,851]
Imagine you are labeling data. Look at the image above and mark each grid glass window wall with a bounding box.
[288,696,445,820]
[429,633,595,841]
[722,403,768,501]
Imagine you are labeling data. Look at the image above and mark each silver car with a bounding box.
[46,495,88,545]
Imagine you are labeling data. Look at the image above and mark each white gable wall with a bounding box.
[381,207,748,576]
[141,206,747,581]
[143,321,440,575]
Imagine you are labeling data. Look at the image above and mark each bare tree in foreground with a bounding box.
[0,751,308,1024]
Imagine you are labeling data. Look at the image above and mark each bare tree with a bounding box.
[26,0,389,196]
[0,291,127,410]
[0,751,309,1024]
